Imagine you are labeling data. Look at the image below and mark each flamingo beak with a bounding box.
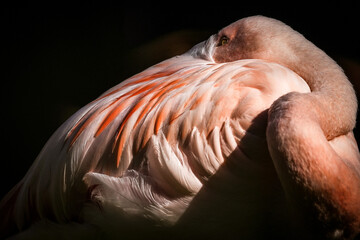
[188,34,216,62]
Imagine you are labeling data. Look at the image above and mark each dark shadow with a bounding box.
[169,110,297,240]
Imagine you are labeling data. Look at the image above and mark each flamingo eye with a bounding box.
[219,36,229,46]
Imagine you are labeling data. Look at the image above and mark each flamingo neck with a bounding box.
[276,41,357,139]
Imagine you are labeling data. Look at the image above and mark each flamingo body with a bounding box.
[10,56,309,226]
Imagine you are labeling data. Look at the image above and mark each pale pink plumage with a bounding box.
[8,56,309,226]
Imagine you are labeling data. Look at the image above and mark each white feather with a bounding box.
[147,132,202,196]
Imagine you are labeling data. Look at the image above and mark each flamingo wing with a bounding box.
[10,54,310,229]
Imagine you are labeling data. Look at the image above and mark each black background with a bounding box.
[2,1,360,199]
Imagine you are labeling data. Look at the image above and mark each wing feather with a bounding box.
[65,56,310,177]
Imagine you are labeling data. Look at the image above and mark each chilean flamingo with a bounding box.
[1,16,359,239]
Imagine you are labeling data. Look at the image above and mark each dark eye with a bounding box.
[218,36,229,46]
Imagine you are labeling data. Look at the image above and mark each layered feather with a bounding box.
[6,51,311,230]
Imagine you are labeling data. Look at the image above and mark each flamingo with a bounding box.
[1,16,360,239]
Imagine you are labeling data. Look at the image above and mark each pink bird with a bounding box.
[1,16,360,239]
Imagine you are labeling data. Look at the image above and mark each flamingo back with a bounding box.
[10,53,311,229]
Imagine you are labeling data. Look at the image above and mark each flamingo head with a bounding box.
[190,16,307,71]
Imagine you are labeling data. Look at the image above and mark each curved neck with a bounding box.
[266,39,360,238]
[276,40,357,139]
